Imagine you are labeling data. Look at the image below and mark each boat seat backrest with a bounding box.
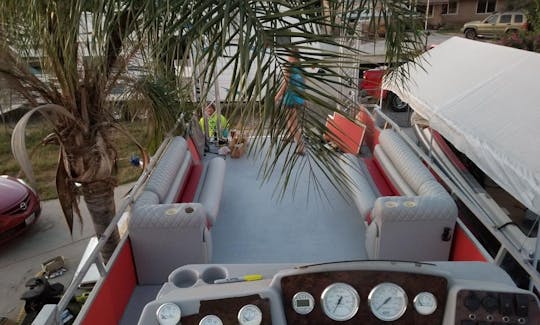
[365,129,457,261]
[145,137,191,203]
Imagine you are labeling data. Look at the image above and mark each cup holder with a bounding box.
[201,266,227,284]
[171,269,198,288]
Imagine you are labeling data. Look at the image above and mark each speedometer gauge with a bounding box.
[321,282,360,321]
[368,282,408,321]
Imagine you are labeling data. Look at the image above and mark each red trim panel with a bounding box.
[363,158,395,196]
[178,138,203,203]
[432,131,468,171]
[355,110,380,151]
[82,239,137,325]
[450,223,488,262]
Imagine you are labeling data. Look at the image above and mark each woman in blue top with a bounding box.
[275,54,305,155]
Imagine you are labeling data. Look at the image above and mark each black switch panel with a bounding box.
[481,294,498,312]
[460,320,476,325]
[515,294,529,318]
[464,293,481,312]
[499,293,513,316]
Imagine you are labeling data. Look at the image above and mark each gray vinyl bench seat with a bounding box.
[129,136,226,284]
[339,129,457,261]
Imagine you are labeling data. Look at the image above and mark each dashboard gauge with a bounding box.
[156,302,181,325]
[321,282,360,321]
[292,291,315,315]
[413,292,437,315]
[199,314,223,325]
[237,304,262,325]
[368,282,408,321]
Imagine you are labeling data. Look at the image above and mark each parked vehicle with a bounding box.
[0,175,41,244]
[461,11,528,39]
[358,66,409,112]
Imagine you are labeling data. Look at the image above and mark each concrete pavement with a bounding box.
[0,182,135,322]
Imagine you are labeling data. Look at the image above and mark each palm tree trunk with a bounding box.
[81,179,119,264]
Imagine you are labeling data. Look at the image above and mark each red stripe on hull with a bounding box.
[82,239,137,325]
[450,224,488,262]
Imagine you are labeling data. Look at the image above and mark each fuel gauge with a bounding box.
[413,292,437,315]
[238,304,262,325]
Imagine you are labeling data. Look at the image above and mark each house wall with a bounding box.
[427,0,511,28]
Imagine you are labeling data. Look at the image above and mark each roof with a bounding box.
[383,37,540,214]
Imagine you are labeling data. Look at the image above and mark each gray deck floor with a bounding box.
[211,145,367,264]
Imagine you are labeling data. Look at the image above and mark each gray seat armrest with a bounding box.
[196,157,226,226]
[129,203,211,284]
[338,153,379,220]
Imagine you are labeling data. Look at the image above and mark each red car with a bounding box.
[358,67,409,112]
[0,175,41,244]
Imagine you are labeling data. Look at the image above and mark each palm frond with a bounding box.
[11,104,79,187]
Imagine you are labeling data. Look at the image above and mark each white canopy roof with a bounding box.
[383,37,540,214]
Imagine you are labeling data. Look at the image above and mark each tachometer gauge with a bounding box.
[199,314,223,325]
[413,292,437,315]
[237,304,262,325]
[292,291,315,315]
[368,282,408,321]
[321,282,360,321]
[156,302,181,325]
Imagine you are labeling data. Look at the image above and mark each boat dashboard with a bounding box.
[137,261,540,325]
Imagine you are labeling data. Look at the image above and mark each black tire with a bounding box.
[388,92,409,112]
[464,29,476,39]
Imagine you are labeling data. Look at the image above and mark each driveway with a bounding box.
[0,183,134,322]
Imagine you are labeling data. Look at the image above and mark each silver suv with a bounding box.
[461,11,528,39]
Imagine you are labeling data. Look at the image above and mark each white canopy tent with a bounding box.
[383,37,540,215]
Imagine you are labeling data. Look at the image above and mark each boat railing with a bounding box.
[371,107,540,293]
[414,123,538,257]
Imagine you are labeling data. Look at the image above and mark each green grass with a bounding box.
[0,120,148,200]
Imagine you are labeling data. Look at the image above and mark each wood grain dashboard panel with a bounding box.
[280,270,447,324]
[181,294,271,325]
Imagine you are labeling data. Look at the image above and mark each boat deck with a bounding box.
[121,143,367,324]
[213,147,367,264]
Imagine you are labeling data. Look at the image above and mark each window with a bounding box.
[441,1,458,15]
[499,15,511,23]
[485,14,498,24]
[416,4,434,18]
[514,15,523,23]
[477,0,496,14]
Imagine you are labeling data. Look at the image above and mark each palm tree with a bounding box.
[0,0,426,262]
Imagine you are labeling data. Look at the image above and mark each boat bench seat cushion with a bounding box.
[140,136,226,226]
[343,129,457,261]
[128,136,226,284]
[366,130,457,261]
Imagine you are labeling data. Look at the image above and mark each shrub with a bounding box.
[499,30,540,52]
